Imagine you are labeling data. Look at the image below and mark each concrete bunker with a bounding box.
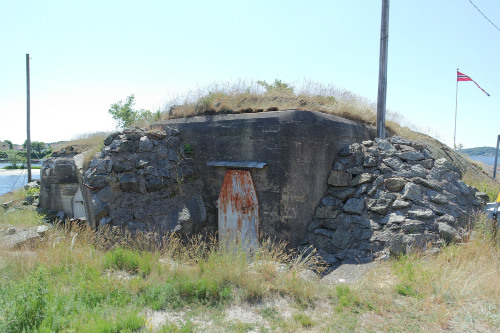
[39,109,487,265]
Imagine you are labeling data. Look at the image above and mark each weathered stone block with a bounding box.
[315,206,341,219]
[382,156,404,171]
[401,183,423,201]
[351,173,375,186]
[327,170,351,186]
[343,198,365,215]
[384,177,406,192]
[119,173,140,192]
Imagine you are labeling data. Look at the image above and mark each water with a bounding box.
[0,162,42,196]
[469,155,497,166]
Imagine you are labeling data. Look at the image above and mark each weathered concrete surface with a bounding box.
[153,110,372,247]
[39,157,80,218]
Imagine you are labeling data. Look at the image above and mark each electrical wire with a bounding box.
[468,0,500,33]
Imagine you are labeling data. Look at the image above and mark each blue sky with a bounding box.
[1,0,499,149]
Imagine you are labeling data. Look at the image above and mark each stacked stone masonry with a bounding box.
[82,128,211,234]
[301,136,488,266]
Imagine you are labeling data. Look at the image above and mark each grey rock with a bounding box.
[379,163,392,174]
[362,140,374,147]
[384,177,406,192]
[138,136,154,152]
[392,199,411,209]
[307,220,324,232]
[363,155,378,167]
[388,136,412,145]
[367,176,384,196]
[343,198,365,215]
[367,197,393,215]
[413,178,441,191]
[437,214,457,227]
[328,170,351,186]
[321,196,343,208]
[382,156,404,171]
[119,173,140,192]
[407,208,434,220]
[317,250,339,265]
[346,166,365,175]
[315,206,341,219]
[112,160,134,173]
[56,210,66,222]
[331,229,352,249]
[401,220,426,234]
[314,228,336,238]
[351,173,375,186]
[429,192,448,205]
[419,159,434,169]
[380,211,406,225]
[403,234,439,252]
[329,188,356,201]
[332,162,344,171]
[375,138,398,155]
[401,183,423,201]
[388,234,405,255]
[438,223,459,244]
[398,151,425,161]
[355,184,369,196]
[475,192,488,206]
[409,164,428,178]
[430,158,461,180]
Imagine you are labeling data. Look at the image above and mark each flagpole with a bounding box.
[453,68,459,150]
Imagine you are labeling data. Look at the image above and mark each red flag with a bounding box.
[457,70,490,96]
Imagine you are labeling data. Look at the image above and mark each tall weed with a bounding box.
[0,267,48,333]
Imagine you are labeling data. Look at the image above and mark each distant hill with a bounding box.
[459,146,498,156]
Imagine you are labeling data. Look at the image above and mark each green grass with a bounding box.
[104,246,153,276]
[1,195,499,332]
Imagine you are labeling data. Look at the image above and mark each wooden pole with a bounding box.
[26,53,32,183]
[376,0,390,139]
[453,68,459,150]
[494,135,500,179]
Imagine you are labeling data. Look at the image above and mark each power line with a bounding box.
[467,0,500,33]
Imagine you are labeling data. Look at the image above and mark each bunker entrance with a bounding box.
[209,161,266,252]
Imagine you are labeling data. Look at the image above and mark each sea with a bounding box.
[0,162,42,196]
[468,155,497,166]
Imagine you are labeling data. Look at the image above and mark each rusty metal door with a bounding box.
[218,169,259,252]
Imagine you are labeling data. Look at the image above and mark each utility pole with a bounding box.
[494,135,500,179]
[26,53,32,183]
[376,0,390,139]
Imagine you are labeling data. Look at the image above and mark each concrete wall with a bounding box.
[39,157,80,217]
[153,110,372,247]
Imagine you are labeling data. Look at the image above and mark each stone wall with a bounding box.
[81,128,211,233]
[300,136,487,266]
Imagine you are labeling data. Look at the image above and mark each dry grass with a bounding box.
[52,132,109,154]
[1,205,500,332]
[162,80,373,125]
[158,79,452,146]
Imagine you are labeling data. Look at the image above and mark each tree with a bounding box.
[23,140,45,155]
[3,140,13,149]
[108,94,160,129]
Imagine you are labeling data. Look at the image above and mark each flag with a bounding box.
[457,70,490,96]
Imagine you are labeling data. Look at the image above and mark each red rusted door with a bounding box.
[218,170,259,252]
